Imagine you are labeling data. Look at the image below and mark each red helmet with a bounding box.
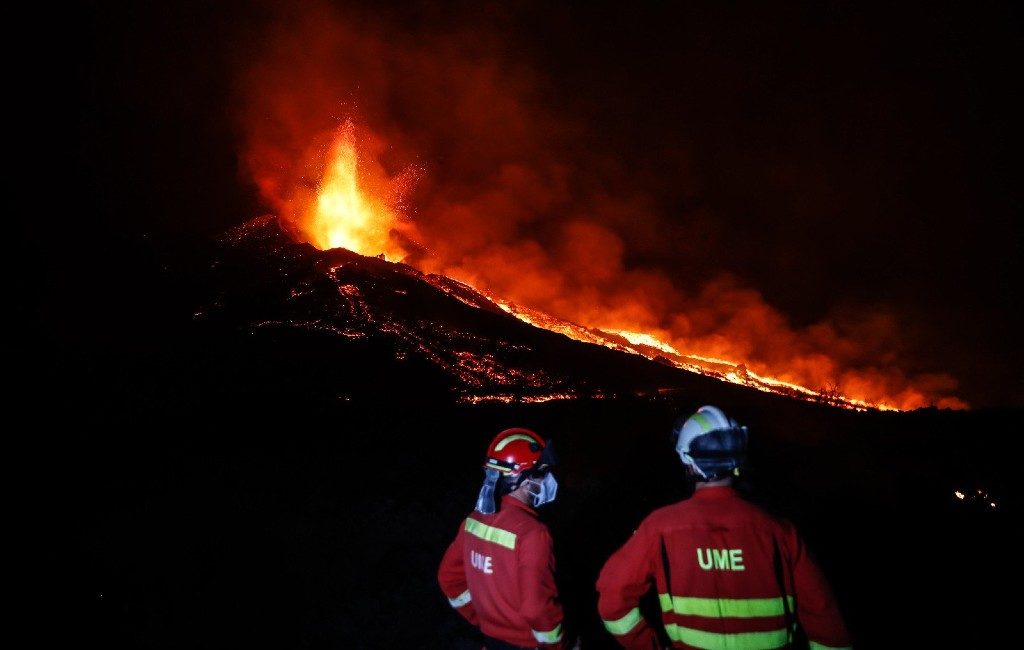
[484,428,554,483]
[476,428,556,514]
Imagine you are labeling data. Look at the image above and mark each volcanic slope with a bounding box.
[197,214,781,407]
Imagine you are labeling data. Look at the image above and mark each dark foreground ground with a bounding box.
[64,328,1020,648]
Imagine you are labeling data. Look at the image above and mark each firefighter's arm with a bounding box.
[438,523,480,626]
[518,527,566,649]
[596,524,659,649]
[786,527,852,649]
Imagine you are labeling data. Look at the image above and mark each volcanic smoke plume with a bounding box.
[235,2,965,410]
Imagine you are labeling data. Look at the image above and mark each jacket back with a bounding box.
[597,486,850,649]
[440,495,565,648]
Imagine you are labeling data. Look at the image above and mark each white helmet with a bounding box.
[672,405,748,480]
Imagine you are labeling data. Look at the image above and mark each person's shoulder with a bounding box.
[736,497,797,534]
[639,499,691,530]
[513,514,554,550]
[502,503,549,535]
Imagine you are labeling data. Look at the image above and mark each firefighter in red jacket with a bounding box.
[439,428,567,650]
[597,405,852,649]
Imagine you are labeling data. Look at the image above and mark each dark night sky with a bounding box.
[66,1,1022,408]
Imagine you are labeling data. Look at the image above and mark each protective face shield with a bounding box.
[523,471,558,508]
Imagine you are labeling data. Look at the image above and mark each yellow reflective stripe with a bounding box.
[464,518,517,549]
[809,644,852,650]
[665,624,791,649]
[495,433,536,450]
[658,594,796,618]
[603,607,642,635]
[531,623,563,643]
[447,589,472,608]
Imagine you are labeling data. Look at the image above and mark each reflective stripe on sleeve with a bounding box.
[665,623,792,649]
[602,606,642,636]
[464,518,517,549]
[447,589,472,609]
[531,623,563,643]
[658,594,796,618]
[808,643,852,650]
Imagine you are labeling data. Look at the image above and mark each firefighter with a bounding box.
[439,428,568,650]
[596,405,852,649]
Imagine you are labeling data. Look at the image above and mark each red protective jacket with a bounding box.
[596,486,851,649]
[439,495,565,648]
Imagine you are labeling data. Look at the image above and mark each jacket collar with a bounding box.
[692,485,738,500]
[501,494,537,515]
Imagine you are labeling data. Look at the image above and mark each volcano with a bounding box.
[197,216,892,410]
[200,214,688,405]
[74,216,1020,649]
[198,215,834,407]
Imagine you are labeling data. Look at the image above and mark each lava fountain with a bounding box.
[290,119,416,262]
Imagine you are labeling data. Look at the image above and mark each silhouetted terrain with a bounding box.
[69,219,1020,648]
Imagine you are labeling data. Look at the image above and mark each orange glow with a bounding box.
[235,6,966,412]
[300,120,412,261]
[270,120,961,411]
[606,329,681,356]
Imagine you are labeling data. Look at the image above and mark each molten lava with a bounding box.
[270,120,958,412]
[606,330,682,357]
[301,120,411,261]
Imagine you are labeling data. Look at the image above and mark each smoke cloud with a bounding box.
[234,1,965,410]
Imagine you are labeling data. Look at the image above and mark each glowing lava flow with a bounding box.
[495,296,893,411]
[605,329,682,356]
[287,122,901,411]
